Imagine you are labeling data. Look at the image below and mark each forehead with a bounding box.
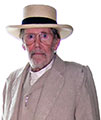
[24,28,52,33]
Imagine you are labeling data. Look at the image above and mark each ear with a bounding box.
[22,44,26,50]
[53,38,60,50]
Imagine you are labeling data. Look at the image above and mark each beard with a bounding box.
[28,49,54,72]
[30,56,46,70]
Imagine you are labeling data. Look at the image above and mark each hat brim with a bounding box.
[6,24,73,40]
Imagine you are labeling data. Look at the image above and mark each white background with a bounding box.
[0,0,101,118]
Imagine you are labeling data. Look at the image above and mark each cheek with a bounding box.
[45,46,54,58]
[26,44,34,52]
[26,43,54,59]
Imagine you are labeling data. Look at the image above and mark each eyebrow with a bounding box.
[24,31,52,34]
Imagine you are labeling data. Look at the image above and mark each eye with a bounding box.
[41,33,48,39]
[24,33,35,45]
[27,34,35,39]
[43,34,47,38]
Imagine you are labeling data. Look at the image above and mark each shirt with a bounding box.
[30,60,54,86]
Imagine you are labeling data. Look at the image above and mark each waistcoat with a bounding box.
[18,68,51,120]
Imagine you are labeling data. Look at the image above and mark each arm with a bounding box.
[1,69,20,120]
[75,66,100,120]
[2,83,6,120]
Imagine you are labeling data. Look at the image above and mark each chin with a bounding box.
[30,59,48,71]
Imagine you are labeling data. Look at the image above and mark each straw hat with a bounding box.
[6,4,73,39]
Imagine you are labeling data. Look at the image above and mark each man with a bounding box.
[2,4,100,120]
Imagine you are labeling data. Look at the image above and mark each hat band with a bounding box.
[22,17,57,24]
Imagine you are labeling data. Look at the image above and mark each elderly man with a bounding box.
[2,4,100,120]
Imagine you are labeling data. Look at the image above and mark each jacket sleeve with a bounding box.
[2,82,6,120]
[75,66,100,120]
[1,68,22,120]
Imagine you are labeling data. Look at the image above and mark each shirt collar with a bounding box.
[30,59,54,80]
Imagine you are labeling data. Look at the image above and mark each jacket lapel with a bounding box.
[34,55,65,120]
[8,63,30,120]
[8,55,65,120]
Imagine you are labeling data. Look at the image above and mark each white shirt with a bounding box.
[29,60,54,86]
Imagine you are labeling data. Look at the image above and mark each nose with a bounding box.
[34,35,41,47]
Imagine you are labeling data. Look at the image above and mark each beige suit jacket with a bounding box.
[2,55,100,120]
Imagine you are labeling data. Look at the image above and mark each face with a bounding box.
[22,28,60,71]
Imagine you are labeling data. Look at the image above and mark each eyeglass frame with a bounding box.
[20,28,60,46]
[21,31,54,46]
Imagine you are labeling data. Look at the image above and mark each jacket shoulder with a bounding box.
[64,61,85,72]
[6,67,23,84]
[64,61,92,81]
[63,61,90,88]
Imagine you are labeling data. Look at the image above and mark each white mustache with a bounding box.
[30,50,46,58]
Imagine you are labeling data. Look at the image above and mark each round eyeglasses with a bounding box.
[22,32,53,46]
